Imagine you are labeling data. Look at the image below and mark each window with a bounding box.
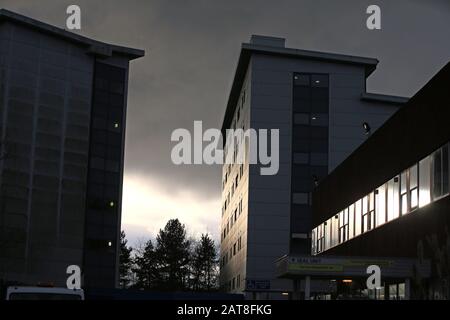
[310,153,328,166]
[294,113,309,125]
[387,177,400,221]
[310,113,328,127]
[419,156,431,208]
[293,74,310,86]
[433,149,442,199]
[311,74,329,88]
[348,204,355,240]
[311,229,316,254]
[362,193,375,232]
[293,152,309,164]
[317,224,324,253]
[400,171,408,215]
[332,215,339,247]
[410,164,418,210]
[375,184,386,226]
[338,209,349,243]
[362,195,374,233]
[432,145,449,200]
[355,199,362,236]
[292,192,309,204]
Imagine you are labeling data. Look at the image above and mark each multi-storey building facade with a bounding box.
[0,9,143,289]
[306,62,450,299]
[219,35,406,298]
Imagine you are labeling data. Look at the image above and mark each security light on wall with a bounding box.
[363,122,371,135]
[312,175,319,187]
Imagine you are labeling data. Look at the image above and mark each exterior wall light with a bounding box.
[363,122,371,135]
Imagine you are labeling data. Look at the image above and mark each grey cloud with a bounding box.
[1,0,449,200]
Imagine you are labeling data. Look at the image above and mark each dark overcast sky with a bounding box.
[1,0,449,243]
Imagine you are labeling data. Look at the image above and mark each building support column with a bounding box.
[305,276,311,300]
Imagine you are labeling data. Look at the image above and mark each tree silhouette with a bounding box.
[154,219,191,291]
[190,234,218,291]
[119,230,133,288]
[132,239,158,290]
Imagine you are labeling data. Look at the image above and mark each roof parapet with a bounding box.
[361,92,409,105]
[0,8,145,60]
[250,35,286,48]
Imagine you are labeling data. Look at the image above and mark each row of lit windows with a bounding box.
[312,142,450,255]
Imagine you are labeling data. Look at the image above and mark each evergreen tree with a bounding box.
[155,219,191,291]
[191,234,218,291]
[133,239,158,289]
[119,230,133,288]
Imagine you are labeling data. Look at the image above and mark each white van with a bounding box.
[6,286,85,300]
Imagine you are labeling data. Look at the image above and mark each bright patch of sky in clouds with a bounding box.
[122,173,221,247]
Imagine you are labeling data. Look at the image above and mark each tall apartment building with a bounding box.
[219,35,407,299]
[0,10,144,289]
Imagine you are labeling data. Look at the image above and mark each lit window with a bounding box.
[375,184,386,226]
[332,215,339,247]
[369,192,375,230]
[293,74,310,86]
[338,209,349,243]
[387,177,400,221]
[419,156,431,208]
[362,194,375,233]
[410,164,418,210]
[400,171,408,215]
[348,204,355,240]
[432,145,449,200]
[355,199,362,236]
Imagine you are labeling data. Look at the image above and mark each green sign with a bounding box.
[288,264,343,272]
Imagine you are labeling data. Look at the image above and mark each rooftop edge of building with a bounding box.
[361,92,409,105]
[221,34,407,136]
[0,8,145,60]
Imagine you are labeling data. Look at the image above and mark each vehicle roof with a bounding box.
[7,286,84,294]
